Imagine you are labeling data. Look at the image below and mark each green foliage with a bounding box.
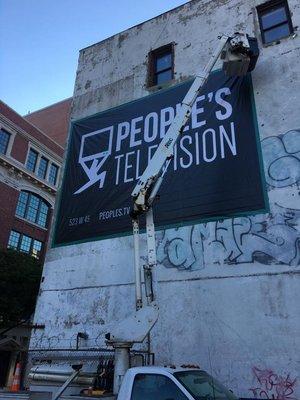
[0,249,42,328]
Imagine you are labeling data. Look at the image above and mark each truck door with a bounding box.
[130,373,191,400]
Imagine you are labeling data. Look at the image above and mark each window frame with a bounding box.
[15,190,50,228]
[257,0,294,44]
[7,230,21,250]
[19,233,33,253]
[48,163,59,186]
[0,128,11,155]
[25,147,60,185]
[37,156,49,180]
[26,148,39,173]
[32,238,43,258]
[7,230,43,259]
[147,43,174,87]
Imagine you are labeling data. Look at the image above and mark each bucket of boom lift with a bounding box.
[221,34,259,76]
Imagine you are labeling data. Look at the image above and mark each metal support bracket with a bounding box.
[133,218,142,310]
[146,209,157,268]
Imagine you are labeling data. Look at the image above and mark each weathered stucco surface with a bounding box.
[31,0,300,398]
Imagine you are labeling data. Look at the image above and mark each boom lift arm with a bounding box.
[130,33,259,310]
[106,33,259,396]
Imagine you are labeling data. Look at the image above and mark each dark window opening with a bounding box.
[148,44,174,87]
[0,129,11,155]
[16,191,50,228]
[257,0,293,44]
[26,148,38,172]
[7,230,43,259]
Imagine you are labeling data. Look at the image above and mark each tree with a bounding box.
[0,249,42,328]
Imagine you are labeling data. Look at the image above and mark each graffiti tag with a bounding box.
[249,366,297,400]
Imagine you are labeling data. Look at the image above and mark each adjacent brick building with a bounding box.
[25,98,72,147]
[0,100,64,389]
[0,100,64,261]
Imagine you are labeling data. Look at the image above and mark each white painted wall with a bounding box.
[31,0,300,398]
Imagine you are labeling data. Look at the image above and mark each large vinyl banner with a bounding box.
[53,71,267,246]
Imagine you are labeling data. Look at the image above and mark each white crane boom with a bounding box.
[130,33,259,310]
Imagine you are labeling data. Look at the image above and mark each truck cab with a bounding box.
[117,366,238,400]
[28,365,238,400]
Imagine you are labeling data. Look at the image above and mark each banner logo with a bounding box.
[74,127,113,194]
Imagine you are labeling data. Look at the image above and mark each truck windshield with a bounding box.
[173,370,238,400]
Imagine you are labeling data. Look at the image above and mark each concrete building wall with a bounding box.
[32,0,300,398]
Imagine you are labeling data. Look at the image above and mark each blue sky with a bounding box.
[0,0,188,115]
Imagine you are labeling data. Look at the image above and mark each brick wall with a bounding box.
[0,101,64,158]
[10,134,29,164]
[25,98,72,147]
[0,183,19,248]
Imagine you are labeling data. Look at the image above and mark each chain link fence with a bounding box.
[21,347,154,392]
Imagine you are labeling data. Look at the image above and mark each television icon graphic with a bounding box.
[74,126,113,195]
